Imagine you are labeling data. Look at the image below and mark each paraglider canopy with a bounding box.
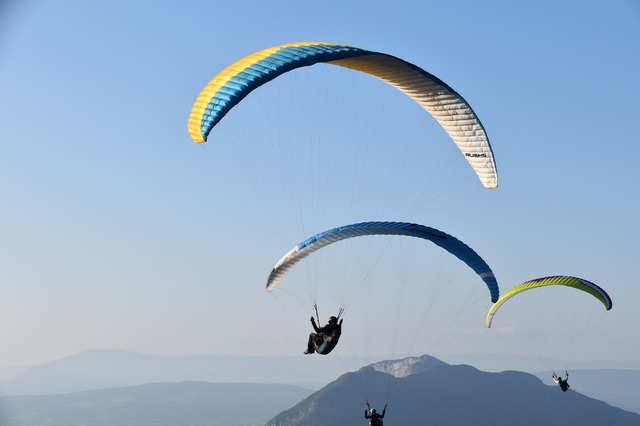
[486,275,612,328]
[267,221,499,303]
[188,41,498,189]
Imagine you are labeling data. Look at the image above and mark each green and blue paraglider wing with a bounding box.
[486,275,612,328]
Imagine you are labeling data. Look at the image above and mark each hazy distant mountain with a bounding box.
[0,349,343,395]
[1,349,638,417]
[0,366,27,384]
[267,355,640,426]
[0,381,313,426]
[438,352,640,373]
[1,355,638,426]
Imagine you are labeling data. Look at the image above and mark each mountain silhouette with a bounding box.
[267,355,640,425]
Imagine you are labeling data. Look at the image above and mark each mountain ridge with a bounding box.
[1,355,639,426]
[1,349,638,417]
[267,357,640,425]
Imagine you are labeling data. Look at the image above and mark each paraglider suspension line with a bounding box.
[314,304,320,324]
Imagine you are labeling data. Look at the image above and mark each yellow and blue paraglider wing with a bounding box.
[188,42,498,189]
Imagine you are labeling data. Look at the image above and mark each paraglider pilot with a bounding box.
[304,315,342,355]
[552,371,570,392]
[365,402,386,426]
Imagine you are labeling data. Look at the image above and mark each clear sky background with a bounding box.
[1,0,638,373]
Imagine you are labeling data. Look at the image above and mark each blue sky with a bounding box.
[0,0,638,372]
